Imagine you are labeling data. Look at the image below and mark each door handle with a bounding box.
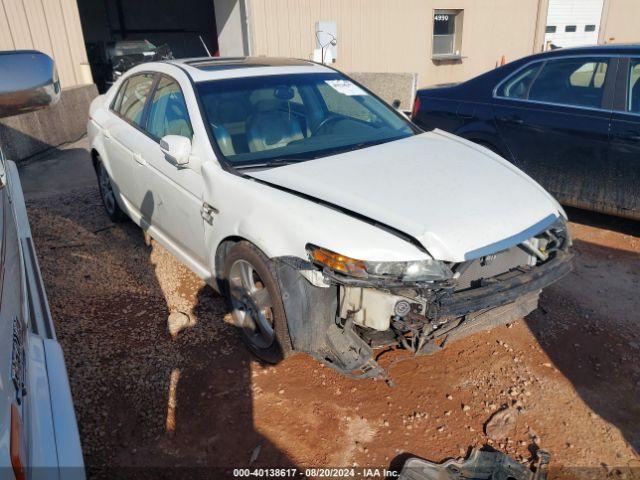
[498,115,524,125]
[103,128,111,139]
[624,130,640,142]
[133,152,146,165]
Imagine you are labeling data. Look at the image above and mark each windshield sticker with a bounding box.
[325,80,367,96]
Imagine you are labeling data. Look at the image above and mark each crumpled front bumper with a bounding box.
[433,250,573,320]
[274,249,573,382]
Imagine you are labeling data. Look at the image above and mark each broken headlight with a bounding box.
[306,245,452,282]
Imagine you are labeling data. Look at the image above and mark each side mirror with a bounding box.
[160,135,191,166]
[0,51,60,118]
[0,148,6,188]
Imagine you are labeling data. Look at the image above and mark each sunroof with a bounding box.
[187,57,315,71]
[194,63,264,71]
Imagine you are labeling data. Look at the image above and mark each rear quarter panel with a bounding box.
[414,63,526,159]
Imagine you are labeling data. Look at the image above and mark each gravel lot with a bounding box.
[21,143,640,479]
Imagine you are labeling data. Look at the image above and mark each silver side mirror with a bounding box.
[160,135,191,166]
[0,50,60,118]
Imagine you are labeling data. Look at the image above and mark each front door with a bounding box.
[136,75,207,265]
[607,57,640,219]
[493,56,615,210]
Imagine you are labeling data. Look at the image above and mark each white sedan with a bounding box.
[87,57,572,381]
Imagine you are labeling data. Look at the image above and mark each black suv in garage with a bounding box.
[412,45,640,221]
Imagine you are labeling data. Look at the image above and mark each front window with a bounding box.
[528,58,609,107]
[196,73,415,168]
[146,76,193,140]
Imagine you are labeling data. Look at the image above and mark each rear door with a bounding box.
[493,56,615,209]
[103,73,156,213]
[606,56,640,219]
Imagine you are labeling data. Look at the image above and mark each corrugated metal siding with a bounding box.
[0,0,90,88]
[248,0,548,87]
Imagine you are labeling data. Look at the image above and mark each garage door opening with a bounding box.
[77,0,251,92]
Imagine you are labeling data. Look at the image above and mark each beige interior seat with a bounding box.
[246,99,303,152]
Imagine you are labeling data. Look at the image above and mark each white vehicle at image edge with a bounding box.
[0,51,84,480]
[87,57,573,382]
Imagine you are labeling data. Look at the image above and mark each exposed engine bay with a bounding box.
[275,218,573,383]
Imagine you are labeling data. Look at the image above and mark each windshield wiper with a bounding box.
[235,158,308,170]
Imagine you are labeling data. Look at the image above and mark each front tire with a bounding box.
[223,242,293,363]
[96,158,127,222]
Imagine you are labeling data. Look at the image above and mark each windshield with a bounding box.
[114,40,157,56]
[196,73,415,168]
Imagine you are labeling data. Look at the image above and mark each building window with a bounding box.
[585,24,596,32]
[433,9,463,58]
[565,25,577,32]
[546,25,557,33]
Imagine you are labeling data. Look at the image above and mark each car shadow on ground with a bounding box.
[564,206,640,238]
[524,208,640,457]
[25,179,299,478]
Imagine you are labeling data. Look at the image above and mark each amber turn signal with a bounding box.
[11,403,26,480]
[308,246,368,277]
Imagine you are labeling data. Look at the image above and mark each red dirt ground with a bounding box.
[27,186,639,479]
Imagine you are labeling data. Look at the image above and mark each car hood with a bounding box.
[247,130,563,262]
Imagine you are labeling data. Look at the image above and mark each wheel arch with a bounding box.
[453,122,512,160]
[213,235,267,293]
[90,148,100,172]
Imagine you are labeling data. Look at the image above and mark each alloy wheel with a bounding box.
[228,259,276,349]
[98,163,116,215]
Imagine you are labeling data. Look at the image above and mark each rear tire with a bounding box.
[96,158,127,223]
[223,242,293,363]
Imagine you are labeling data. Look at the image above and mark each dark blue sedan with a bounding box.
[412,45,640,221]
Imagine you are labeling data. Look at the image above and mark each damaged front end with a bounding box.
[275,218,573,383]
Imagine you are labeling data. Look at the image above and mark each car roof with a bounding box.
[165,56,335,83]
[535,43,640,59]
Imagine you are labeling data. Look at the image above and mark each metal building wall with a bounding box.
[247,0,549,87]
[0,0,92,88]
[599,0,640,44]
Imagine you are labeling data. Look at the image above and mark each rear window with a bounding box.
[498,57,609,109]
[628,59,640,113]
[113,73,155,126]
[497,63,542,99]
